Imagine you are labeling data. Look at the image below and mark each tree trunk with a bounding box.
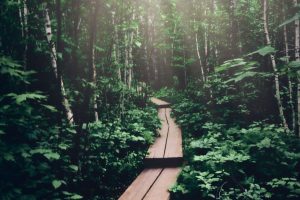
[204,7,208,71]
[262,0,289,130]
[112,10,121,81]
[294,0,300,136]
[229,0,238,58]
[141,7,150,83]
[195,25,205,82]
[88,0,100,121]
[128,11,136,89]
[283,3,296,132]
[44,3,74,124]
[18,0,28,70]
[212,0,219,67]
[124,32,128,85]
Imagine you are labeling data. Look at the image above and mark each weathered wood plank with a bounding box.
[143,167,181,200]
[119,98,183,200]
[118,168,163,200]
[144,157,183,168]
[150,97,171,108]
[146,107,183,163]
[146,108,168,159]
[164,108,183,158]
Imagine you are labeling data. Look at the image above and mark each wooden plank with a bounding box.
[119,98,183,200]
[144,157,183,168]
[150,97,171,108]
[118,168,163,200]
[143,167,181,200]
[146,108,168,159]
[164,108,183,158]
[146,107,183,162]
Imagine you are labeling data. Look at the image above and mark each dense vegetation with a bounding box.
[1,0,300,199]
[0,55,160,199]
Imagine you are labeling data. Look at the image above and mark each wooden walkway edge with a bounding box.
[119,97,183,200]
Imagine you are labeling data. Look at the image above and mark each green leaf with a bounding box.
[42,104,58,112]
[69,194,83,199]
[248,46,276,56]
[57,52,63,60]
[52,180,62,189]
[58,143,69,150]
[5,92,46,104]
[279,13,300,27]
[3,153,15,161]
[226,71,258,83]
[279,56,290,62]
[69,165,79,172]
[288,61,300,69]
[135,41,142,48]
[82,123,87,130]
[216,59,246,72]
[44,152,60,160]
[66,128,77,134]
[257,138,272,149]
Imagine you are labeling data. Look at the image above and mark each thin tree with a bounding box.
[294,0,300,136]
[262,0,289,130]
[282,1,296,132]
[18,0,28,71]
[44,3,74,124]
[88,0,100,121]
[192,2,205,83]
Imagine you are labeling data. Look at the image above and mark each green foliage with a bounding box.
[279,13,300,27]
[0,55,160,199]
[173,97,209,135]
[0,56,59,199]
[171,123,300,200]
[248,46,277,57]
[70,112,158,199]
[154,87,183,104]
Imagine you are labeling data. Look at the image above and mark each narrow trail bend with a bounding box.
[119,97,183,200]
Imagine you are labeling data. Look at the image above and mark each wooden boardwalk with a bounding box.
[119,98,183,200]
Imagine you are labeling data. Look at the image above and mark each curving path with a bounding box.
[119,98,183,200]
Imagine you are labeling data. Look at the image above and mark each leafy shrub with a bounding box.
[171,123,300,200]
[154,87,184,104]
[0,56,160,200]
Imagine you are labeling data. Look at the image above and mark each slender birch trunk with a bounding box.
[195,26,205,82]
[203,4,209,78]
[262,0,289,130]
[283,3,296,132]
[192,0,205,82]
[128,11,136,89]
[144,14,150,83]
[229,0,239,57]
[88,0,100,121]
[18,0,28,70]
[44,4,74,123]
[151,17,158,83]
[92,49,99,121]
[183,50,187,87]
[18,0,24,37]
[212,0,219,66]
[294,0,300,136]
[124,32,128,85]
[112,11,122,81]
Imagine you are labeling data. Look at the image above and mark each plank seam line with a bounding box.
[141,168,165,200]
[163,108,170,158]
[141,108,169,199]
